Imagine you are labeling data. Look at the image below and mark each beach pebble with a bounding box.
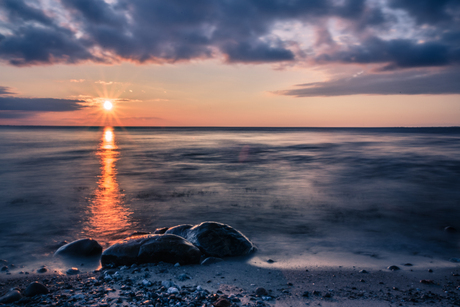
[142,279,152,286]
[201,257,223,266]
[387,265,400,271]
[302,291,309,297]
[359,269,368,273]
[167,287,179,294]
[101,234,201,267]
[0,290,22,304]
[266,259,275,263]
[255,287,268,296]
[0,266,8,272]
[177,273,191,281]
[54,238,102,258]
[24,281,49,297]
[37,266,48,273]
[66,267,80,275]
[212,297,231,307]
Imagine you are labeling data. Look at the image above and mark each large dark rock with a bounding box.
[165,224,193,238]
[181,222,255,258]
[0,290,22,304]
[54,238,102,258]
[24,282,49,297]
[101,234,201,267]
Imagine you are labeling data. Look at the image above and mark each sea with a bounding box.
[0,126,459,272]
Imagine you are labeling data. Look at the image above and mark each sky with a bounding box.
[0,0,459,127]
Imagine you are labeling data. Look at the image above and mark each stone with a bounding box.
[0,290,22,304]
[54,238,102,258]
[101,234,201,267]
[201,257,223,266]
[213,297,231,307]
[177,273,191,281]
[24,282,49,297]
[180,221,255,257]
[37,266,48,273]
[165,224,193,238]
[66,267,80,275]
[255,287,268,296]
[153,227,168,234]
[387,265,400,271]
[0,266,7,271]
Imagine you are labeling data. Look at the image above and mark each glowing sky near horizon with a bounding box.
[0,0,459,127]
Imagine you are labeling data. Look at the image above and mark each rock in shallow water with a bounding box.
[24,282,49,297]
[184,222,256,257]
[101,234,201,267]
[54,238,102,258]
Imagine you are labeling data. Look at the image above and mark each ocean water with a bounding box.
[0,126,459,271]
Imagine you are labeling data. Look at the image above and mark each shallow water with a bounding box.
[0,126,459,270]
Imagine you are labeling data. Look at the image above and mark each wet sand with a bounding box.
[1,260,459,306]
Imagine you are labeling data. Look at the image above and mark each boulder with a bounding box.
[54,238,102,258]
[101,234,201,267]
[0,290,21,304]
[24,282,49,297]
[165,224,193,238]
[182,222,255,257]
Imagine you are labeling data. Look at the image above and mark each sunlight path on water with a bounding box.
[83,127,133,244]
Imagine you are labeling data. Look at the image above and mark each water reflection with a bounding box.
[85,127,132,242]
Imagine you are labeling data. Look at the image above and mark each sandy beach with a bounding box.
[1,258,459,306]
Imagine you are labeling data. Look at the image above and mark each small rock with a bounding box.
[444,226,457,233]
[0,266,8,272]
[142,279,152,286]
[66,267,80,275]
[302,291,309,297]
[255,287,268,296]
[177,273,190,281]
[213,297,231,307]
[174,262,180,267]
[266,259,275,263]
[37,266,48,273]
[420,279,435,284]
[24,282,49,297]
[0,290,22,304]
[387,265,400,271]
[167,287,179,294]
[428,269,433,273]
[359,269,368,273]
[201,257,223,266]
[54,238,102,258]
[403,263,413,266]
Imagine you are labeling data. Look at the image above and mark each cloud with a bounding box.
[0,111,34,118]
[276,68,460,97]
[0,86,14,95]
[0,97,86,111]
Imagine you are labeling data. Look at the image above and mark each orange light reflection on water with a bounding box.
[84,127,132,242]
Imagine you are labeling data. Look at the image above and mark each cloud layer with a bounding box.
[0,0,459,97]
[0,0,458,68]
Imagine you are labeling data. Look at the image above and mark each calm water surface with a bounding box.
[0,127,459,270]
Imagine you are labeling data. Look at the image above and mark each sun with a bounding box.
[103,100,113,111]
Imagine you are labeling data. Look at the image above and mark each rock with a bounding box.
[403,263,413,266]
[266,259,275,263]
[153,227,169,234]
[302,291,309,297]
[0,290,22,304]
[165,224,193,238]
[167,287,179,294]
[213,297,231,307]
[66,267,80,275]
[359,269,368,273]
[201,257,223,266]
[387,265,400,271]
[255,287,268,296]
[181,221,255,257]
[54,238,102,258]
[37,266,48,273]
[101,234,201,267]
[0,266,7,272]
[24,282,49,297]
[177,273,191,281]
[444,226,457,233]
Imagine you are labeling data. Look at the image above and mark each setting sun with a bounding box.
[103,100,113,111]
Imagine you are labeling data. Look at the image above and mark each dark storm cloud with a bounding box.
[0,110,34,118]
[388,0,460,25]
[0,97,86,111]
[277,69,460,97]
[0,0,387,65]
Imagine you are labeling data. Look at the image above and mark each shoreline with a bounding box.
[1,259,459,306]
